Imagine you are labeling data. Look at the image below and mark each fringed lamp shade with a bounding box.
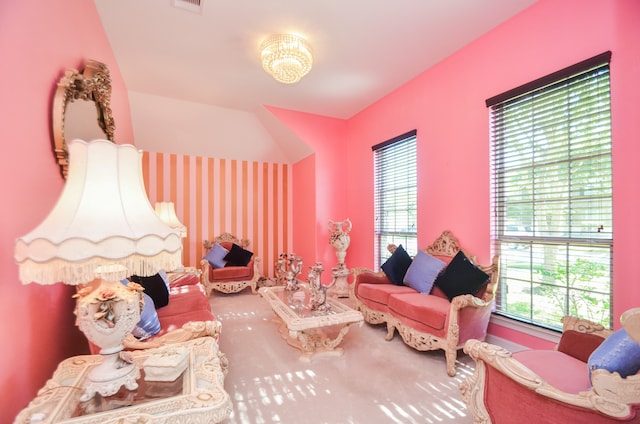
[155,202,187,238]
[260,33,313,84]
[14,140,182,286]
[14,139,184,400]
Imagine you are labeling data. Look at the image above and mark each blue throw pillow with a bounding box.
[403,250,446,293]
[204,242,229,269]
[433,250,489,301]
[381,244,412,286]
[132,292,161,340]
[120,279,161,340]
[588,328,640,380]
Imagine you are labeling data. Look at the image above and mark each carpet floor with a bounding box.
[210,291,484,424]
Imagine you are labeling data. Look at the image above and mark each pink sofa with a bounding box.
[87,272,222,355]
[461,310,640,423]
[353,230,499,376]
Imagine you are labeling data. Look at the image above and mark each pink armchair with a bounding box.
[200,232,261,295]
[461,309,640,423]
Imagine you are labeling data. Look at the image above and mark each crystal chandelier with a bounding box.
[261,33,313,84]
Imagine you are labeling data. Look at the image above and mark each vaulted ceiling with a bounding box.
[95,0,537,120]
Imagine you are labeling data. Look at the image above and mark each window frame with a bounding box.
[372,130,418,269]
[488,52,613,330]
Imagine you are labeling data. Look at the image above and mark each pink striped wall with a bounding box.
[142,151,292,279]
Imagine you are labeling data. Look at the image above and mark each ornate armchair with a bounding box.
[200,232,261,295]
[461,309,640,423]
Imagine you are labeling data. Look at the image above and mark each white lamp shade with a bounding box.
[14,139,182,285]
[155,202,187,238]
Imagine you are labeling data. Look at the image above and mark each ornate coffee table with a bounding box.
[259,285,363,362]
[14,337,231,424]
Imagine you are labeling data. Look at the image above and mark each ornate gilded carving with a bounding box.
[52,59,115,178]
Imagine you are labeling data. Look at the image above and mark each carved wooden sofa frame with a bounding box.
[352,230,500,376]
[200,232,261,295]
[461,309,640,423]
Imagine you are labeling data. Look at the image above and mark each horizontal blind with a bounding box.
[490,56,612,329]
[373,131,417,268]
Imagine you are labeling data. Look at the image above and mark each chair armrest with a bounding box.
[447,294,494,346]
[352,267,391,297]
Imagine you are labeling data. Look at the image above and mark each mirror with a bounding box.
[52,59,116,178]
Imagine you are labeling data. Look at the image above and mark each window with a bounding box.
[489,52,613,330]
[373,130,417,268]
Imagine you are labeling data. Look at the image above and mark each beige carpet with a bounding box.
[210,292,481,424]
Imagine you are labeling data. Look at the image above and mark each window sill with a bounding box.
[490,314,561,345]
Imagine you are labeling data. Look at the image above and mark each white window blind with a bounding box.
[373,130,417,268]
[489,52,613,330]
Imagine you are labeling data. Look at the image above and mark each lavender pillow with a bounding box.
[204,242,229,269]
[403,250,446,293]
[588,328,640,380]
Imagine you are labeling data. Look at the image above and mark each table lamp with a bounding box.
[154,202,187,238]
[14,139,182,401]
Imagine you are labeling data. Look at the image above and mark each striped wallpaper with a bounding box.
[142,151,292,279]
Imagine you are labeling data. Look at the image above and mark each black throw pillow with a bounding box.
[434,250,490,301]
[129,273,170,309]
[224,243,253,267]
[381,244,412,286]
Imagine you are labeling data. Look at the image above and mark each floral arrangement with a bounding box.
[74,281,144,328]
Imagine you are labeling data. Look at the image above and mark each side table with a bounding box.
[15,337,231,424]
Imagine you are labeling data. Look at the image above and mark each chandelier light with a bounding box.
[261,33,313,84]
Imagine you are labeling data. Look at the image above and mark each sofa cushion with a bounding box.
[381,244,412,286]
[557,330,605,363]
[204,242,229,269]
[514,350,592,394]
[169,273,201,288]
[224,243,253,266]
[588,328,640,379]
[357,283,416,305]
[403,250,446,293]
[157,309,215,336]
[434,250,489,301]
[132,292,161,340]
[212,265,252,280]
[357,272,393,286]
[388,292,450,330]
[158,284,211,319]
[129,273,170,309]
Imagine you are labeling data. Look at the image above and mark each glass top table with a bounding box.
[258,285,363,362]
[14,337,231,424]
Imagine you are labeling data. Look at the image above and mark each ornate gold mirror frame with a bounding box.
[52,59,116,178]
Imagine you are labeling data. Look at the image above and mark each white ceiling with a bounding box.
[94,0,538,120]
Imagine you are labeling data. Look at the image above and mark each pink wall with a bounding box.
[342,0,640,347]
[266,107,349,270]
[292,154,317,270]
[0,1,133,421]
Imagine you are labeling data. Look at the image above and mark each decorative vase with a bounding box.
[328,218,352,298]
[74,279,143,401]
